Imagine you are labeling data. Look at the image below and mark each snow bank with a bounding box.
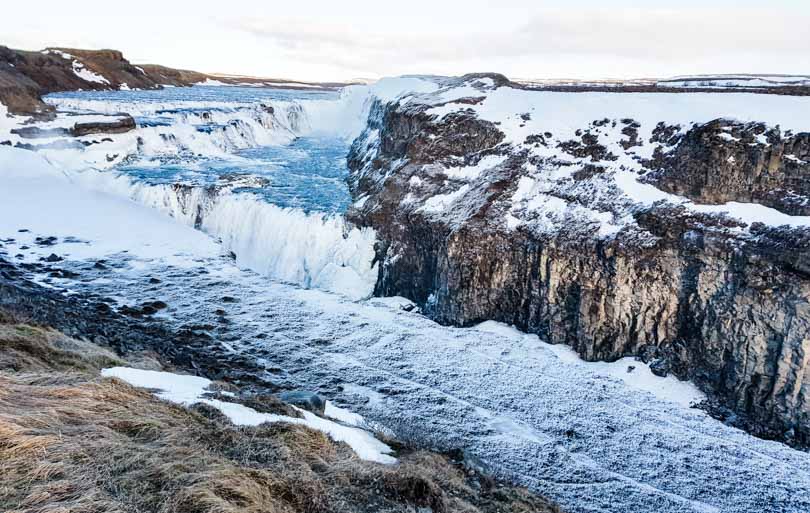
[0,103,13,135]
[102,367,396,464]
[72,61,110,85]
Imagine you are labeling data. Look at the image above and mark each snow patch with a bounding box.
[0,145,218,265]
[419,185,470,213]
[72,61,110,85]
[443,154,507,180]
[474,321,706,408]
[102,367,396,464]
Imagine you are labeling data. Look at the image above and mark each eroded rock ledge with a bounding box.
[347,74,810,446]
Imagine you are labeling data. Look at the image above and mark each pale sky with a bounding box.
[3,0,809,82]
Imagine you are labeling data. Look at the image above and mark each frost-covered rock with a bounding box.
[347,73,810,445]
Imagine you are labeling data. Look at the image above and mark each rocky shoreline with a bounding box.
[347,74,810,447]
[0,254,273,388]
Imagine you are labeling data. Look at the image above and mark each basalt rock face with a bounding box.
[347,75,810,445]
[645,119,810,215]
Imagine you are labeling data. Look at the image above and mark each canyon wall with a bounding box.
[347,75,810,445]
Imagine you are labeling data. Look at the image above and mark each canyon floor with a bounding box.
[2,223,809,513]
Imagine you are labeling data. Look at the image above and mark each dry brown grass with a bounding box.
[0,322,561,513]
[0,323,124,373]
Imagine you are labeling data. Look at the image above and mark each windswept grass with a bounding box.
[0,323,124,373]
[0,320,561,513]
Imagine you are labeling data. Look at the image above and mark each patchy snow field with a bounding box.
[102,367,396,463]
[412,78,810,235]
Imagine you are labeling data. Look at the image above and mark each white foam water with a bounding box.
[23,81,441,298]
[136,184,378,299]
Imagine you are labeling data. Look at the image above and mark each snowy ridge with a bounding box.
[355,76,810,236]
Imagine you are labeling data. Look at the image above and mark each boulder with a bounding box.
[278,391,326,415]
[71,115,136,137]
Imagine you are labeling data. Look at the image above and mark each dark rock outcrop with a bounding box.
[278,391,326,414]
[346,76,810,446]
[645,119,810,215]
[0,257,272,387]
[71,115,136,136]
[0,46,162,116]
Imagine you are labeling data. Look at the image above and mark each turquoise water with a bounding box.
[48,85,337,104]
[47,86,352,214]
[116,135,352,213]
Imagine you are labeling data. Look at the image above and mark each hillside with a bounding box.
[0,45,341,117]
[0,283,560,513]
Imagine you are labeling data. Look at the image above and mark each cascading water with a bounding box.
[40,85,394,299]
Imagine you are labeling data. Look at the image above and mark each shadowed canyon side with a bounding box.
[346,74,810,446]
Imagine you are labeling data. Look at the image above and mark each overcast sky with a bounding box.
[3,0,809,82]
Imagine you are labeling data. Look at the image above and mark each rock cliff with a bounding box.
[0,45,341,117]
[347,74,810,446]
[0,46,167,116]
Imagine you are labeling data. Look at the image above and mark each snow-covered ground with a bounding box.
[517,74,810,90]
[377,77,810,237]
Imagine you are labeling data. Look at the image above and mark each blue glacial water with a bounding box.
[48,85,337,105]
[116,135,352,213]
[47,86,352,214]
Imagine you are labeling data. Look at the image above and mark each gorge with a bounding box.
[2,48,810,513]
